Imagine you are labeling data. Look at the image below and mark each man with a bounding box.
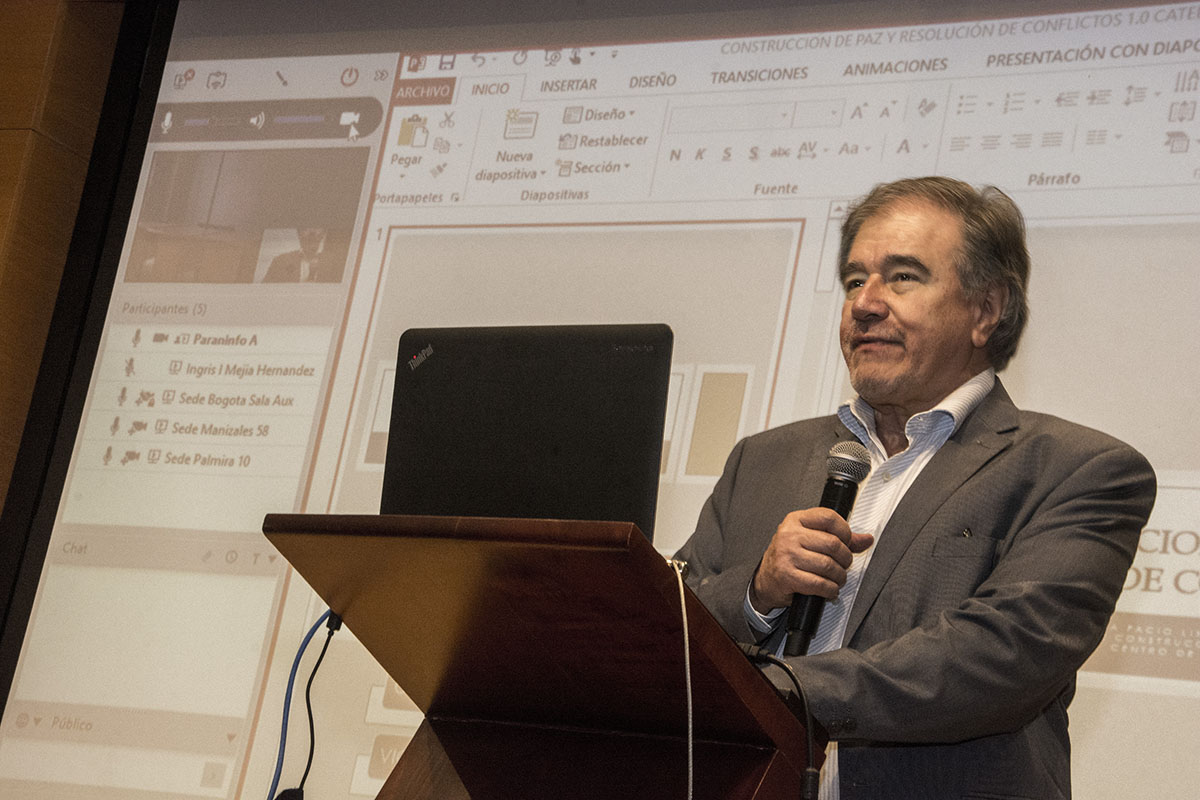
[262,227,337,283]
[675,177,1155,799]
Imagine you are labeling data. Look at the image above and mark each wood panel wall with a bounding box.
[0,1,124,503]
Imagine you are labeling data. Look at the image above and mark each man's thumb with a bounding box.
[849,531,875,553]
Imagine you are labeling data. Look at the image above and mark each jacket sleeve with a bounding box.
[672,437,763,643]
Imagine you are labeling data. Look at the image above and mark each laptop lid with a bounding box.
[381,324,672,541]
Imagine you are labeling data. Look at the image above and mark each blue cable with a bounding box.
[267,609,331,800]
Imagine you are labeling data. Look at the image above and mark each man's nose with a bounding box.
[851,275,888,319]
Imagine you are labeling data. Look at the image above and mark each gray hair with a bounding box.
[838,176,1030,371]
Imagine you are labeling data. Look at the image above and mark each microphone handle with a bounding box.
[783,476,861,657]
[783,596,824,656]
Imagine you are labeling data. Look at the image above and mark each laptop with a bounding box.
[381,324,673,542]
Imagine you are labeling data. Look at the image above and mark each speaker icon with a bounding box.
[249,111,266,130]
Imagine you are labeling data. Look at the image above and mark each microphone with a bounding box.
[783,441,871,657]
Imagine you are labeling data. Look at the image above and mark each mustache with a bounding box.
[846,324,905,347]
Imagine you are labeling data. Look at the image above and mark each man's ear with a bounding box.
[971,284,1007,348]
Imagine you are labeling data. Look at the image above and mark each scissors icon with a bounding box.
[439,112,456,129]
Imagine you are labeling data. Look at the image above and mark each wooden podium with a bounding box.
[263,514,814,799]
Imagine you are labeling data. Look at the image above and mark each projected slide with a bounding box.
[2,4,1198,799]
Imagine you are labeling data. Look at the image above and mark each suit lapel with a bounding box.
[842,382,1020,644]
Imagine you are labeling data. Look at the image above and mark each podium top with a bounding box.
[264,513,806,757]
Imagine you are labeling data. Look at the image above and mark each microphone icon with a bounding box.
[160,111,173,135]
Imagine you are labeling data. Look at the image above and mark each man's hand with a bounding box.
[749,507,875,613]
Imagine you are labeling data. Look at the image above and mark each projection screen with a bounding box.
[1,0,1198,797]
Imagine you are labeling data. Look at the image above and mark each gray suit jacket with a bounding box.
[675,382,1155,799]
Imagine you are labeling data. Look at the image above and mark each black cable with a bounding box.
[739,644,822,800]
[273,613,342,800]
[297,626,333,790]
[298,613,342,791]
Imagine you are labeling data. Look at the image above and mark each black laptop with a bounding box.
[381,324,673,542]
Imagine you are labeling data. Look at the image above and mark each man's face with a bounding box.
[297,228,325,257]
[838,199,997,416]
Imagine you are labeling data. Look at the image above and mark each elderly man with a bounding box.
[675,177,1155,799]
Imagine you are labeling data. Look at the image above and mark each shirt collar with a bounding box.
[838,369,995,458]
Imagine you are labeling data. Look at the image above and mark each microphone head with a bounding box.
[827,441,871,484]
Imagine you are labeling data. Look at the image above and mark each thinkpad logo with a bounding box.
[407,344,433,370]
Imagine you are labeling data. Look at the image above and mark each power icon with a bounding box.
[341,67,359,87]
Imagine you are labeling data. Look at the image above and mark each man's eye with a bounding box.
[892,272,915,282]
[843,277,865,291]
